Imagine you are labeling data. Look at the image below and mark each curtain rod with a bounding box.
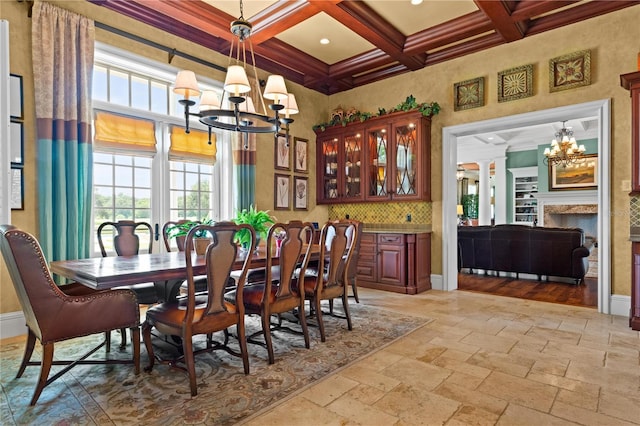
[95,22,226,74]
[19,1,226,74]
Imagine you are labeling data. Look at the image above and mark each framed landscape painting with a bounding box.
[548,154,597,191]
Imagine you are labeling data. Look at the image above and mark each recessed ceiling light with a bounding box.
[411,0,423,5]
[320,38,330,45]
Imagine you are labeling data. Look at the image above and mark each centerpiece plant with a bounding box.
[233,205,275,249]
[166,216,215,254]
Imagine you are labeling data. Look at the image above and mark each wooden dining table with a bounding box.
[50,245,319,302]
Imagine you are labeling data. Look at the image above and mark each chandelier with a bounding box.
[172,0,298,148]
[543,121,586,167]
[456,165,465,181]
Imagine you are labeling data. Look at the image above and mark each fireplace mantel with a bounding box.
[536,190,598,205]
[536,190,598,234]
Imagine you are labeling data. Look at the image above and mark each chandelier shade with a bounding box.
[543,121,586,167]
[456,165,465,181]
[173,0,298,147]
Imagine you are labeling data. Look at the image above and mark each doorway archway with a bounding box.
[441,100,611,313]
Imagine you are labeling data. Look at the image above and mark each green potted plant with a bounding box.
[233,205,275,250]
[167,216,215,255]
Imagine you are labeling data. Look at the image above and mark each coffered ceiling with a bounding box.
[89,0,638,95]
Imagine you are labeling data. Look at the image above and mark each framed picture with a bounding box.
[274,133,290,170]
[453,77,484,111]
[11,167,24,210]
[274,173,290,210]
[498,64,533,102]
[548,154,598,191]
[293,176,308,210]
[10,120,23,165]
[294,137,308,173]
[10,74,23,120]
[549,50,591,92]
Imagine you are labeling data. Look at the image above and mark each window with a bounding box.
[91,43,233,255]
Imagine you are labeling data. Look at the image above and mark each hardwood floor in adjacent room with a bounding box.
[457,272,598,308]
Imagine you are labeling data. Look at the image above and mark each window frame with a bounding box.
[91,43,234,255]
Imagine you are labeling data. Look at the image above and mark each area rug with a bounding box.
[0,303,429,425]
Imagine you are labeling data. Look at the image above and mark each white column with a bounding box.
[478,159,492,225]
[493,156,507,224]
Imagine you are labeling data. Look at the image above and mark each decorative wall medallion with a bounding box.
[497,64,533,102]
[453,77,484,111]
[549,50,591,92]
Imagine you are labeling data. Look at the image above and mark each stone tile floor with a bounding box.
[242,288,640,426]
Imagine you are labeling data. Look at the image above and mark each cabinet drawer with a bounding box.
[377,234,405,245]
[360,233,376,244]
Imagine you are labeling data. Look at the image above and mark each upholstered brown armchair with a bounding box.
[0,225,140,405]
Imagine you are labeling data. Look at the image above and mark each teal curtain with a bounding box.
[232,78,260,213]
[32,2,94,263]
[233,133,256,212]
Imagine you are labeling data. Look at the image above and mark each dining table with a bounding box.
[50,245,319,302]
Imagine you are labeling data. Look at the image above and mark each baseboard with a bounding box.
[0,311,27,339]
[430,274,444,291]
[610,294,631,318]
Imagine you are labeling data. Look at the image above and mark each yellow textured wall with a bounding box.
[0,1,638,315]
[327,7,638,295]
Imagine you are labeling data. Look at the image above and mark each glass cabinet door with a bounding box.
[319,137,339,200]
[394,121,418,196]
[343,132,363,200]
[366,125,389,198]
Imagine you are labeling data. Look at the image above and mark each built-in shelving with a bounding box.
[510,167,538,225]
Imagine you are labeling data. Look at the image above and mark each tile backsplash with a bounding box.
[328,202,431,225]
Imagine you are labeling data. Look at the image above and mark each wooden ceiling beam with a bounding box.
[474,0,526,42]
[424,33,505,66]
[404,11,494,55]
[323,1,424,71]
[510,0,579,21]
[525,0,639,36]
[249,1,327,45]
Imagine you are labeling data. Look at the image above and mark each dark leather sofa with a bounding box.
[458,224,590,283]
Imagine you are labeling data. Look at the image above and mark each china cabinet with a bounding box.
[315,110,431,204]
[316,126,364,203]
[620,71,640,194]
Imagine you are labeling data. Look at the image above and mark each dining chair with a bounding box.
[97,220,160,345]
[345,220,363,303]
[142,221,255,396]
[225,220,314,364]
[297,220,358,342]
[0,225,140,405]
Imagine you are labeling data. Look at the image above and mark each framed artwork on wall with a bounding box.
[274,173,290,210]
[10,120,23,165]
[11,167,24,210]
[549,50,591,92]
[294,137,308,173]
[497,64,533,102]
[10,74,23,120]
[293,176,308,210]
[453,77,484,111]
[274,133,290,170]
[548,154,598,191]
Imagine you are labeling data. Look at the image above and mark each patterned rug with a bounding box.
[0,303,429,425]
